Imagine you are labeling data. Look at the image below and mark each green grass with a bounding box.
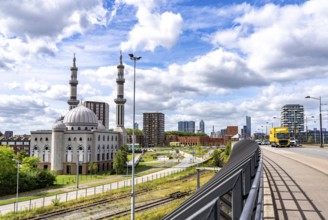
[1,167,216,220]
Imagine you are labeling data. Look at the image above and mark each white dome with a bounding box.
[52,120,66,130]
[97,121,106,130]
[63,105,98,126]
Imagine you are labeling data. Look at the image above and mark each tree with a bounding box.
[113,149,128,174]
[0,146,56,196]
[126,128,144,136]
[0,131,3,136]
[17,150,27,161]
[88,162,98,175]
[0,146,16,195]
[21,156,39,173]
[212,149,223,167]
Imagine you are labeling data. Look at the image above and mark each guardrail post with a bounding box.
[197,169,200,190]
[232,172,243,219]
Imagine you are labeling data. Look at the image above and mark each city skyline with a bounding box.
[1,0,328,135]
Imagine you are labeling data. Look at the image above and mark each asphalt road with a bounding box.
[261,145,328,219]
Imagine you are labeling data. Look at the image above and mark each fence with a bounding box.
[163,139,263,220]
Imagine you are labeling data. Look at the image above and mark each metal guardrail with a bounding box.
[163,139,263,220]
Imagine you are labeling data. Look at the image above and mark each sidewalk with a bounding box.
[300,143,328,149]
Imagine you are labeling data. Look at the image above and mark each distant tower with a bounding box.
[114,51,127,145]
[199,120,205,133]
[67,54,79,110]
[246,116,251,137]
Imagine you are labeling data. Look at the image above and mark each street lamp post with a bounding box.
[76,152,79,189]
[13,159,21,213]
[129,53,141,220]
[305,96,324,148]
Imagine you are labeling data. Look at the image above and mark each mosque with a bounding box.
[30,53,127,175]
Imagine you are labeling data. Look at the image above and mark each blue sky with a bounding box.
[1,0,328,135]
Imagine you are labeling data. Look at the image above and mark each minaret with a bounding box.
[67,54,79,110]
[114,51,127,145]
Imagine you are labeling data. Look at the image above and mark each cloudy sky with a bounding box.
[1,0,328,135]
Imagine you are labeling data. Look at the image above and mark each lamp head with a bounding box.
[136,56,142,60]
[129,53,134,58]
[305,96,311,99]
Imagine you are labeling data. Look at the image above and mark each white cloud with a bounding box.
[24,79,50,93]
[0,0,108,72]
[210,0,328,82]
[6,81,20,90]
[119,0,183,51]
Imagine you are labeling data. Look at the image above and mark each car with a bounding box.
[290,137,297,146]
[255,139,262,145]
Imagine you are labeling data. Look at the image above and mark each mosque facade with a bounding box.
[30,53,126,175]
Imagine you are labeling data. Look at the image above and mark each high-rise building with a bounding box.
[220,129,227,138]
[246,116,251,137]
[178,121,195,133]
[281,104,304,135]
[143,113,165,147]
[199,120,205,133]
[134,122,139,130]
[83,101,109,129]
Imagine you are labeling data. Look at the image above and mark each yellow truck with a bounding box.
[269,127,290,147]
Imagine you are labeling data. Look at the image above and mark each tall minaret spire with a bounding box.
[67,54,79,110]
[114,51,127,145]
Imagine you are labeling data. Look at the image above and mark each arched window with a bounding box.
[87,146,91,162]
[67,146,72,162]
[45,137,48,141]
[79,137,82,141]
[111,136,113,141]
[107,136,109,141]
[72,127,74,130]
[103,135,105,141]
[68,137,71,141]
[78,146,83,163]
[35,137,37,141]
[40,137,43,141]
[85,127,88,130]
[44,146,49,162]
[78,127,81,130]
[115,136,117,141]
[33,146,39,157]
[74,137,77,141]
[98,135,100,141]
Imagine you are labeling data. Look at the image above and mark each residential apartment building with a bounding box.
[281,104,304,135]
[83,101,109,129]
[0,136,31,156]
[143,113,165,147]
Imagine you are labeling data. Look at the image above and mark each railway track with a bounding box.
[23,190,189,220]
[263,155,325,220]
[23,189,149,220]
[95,191,189,220]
